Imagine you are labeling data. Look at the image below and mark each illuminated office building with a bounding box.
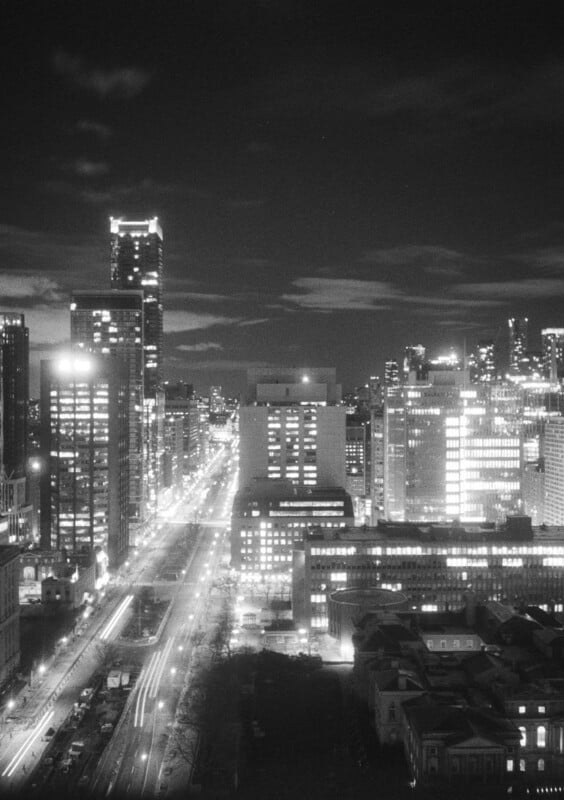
[544,417,564,525]
[384,372,521,523]
[469,340,496,384]
[0,313,29,479]
[70,290,144,536]
[39,354,129,567]
[403,345,426,382]
[239,368,345,489]
[231,478,354,584]
[292,520,564,630]
[508,317,528,375]
[209,385,225,415]
[164,382,199,473]
[384,360,400,387]
[110,217,163,398]
[542,328,564,382]
[345,414,370,521]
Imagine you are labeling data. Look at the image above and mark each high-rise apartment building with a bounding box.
[70,290,145,535]
[209,385,224,415]
[544,417,564,525]
[0,313,29,479]
[403,345,426,382]
[508,317,528,375]
[384,372,521,522]
[164,382,199,473]
[541,328,564,382]
[469,340,496,384]
[39,354,129,567]
[239,368,346,490]
[110,217,163,398]
[384,360,400,387]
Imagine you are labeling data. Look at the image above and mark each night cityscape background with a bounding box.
[3,2,564,799]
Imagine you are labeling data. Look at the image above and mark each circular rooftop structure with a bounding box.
[328,586,408,644]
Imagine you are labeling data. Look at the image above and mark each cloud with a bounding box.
[176,342,224,352]
[174,359,277,371]
[282,278,398,311]
[164,311,242,333]
[454,278,564,299]
[360,245,473,275]
[165,291,231,303]
[237,318,270,327]
[0,273,64,302]
[75,120,112,140]
[0,224,106,285]
[52,50,151,98]
[72,158,109,177]
[281,277,501,313]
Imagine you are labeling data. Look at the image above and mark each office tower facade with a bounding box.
[542,328,564,382]
[370,408,385,523]
[110,217,163,398]
[0,313,29,479]
[345,414,370,521]
[209,385,224,415]
[384,372,521,523]
[231,478,354,582]
[469,340,496,384]
[164,382,199,473]
[71,290,145,536]
[239,368,346,490]
[384,360,400,387]
[0,546,20,689]
[403,345,426,382]
[544,417,564,525]
[40,354,129,567]
[508,317,528,375]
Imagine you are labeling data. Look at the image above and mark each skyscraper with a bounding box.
[508,317,528,375]
[403,344,426,381]
[0,313,29,479]
[544,417,564,525]
[40,354,129,567]
[384,372,521,522]
[70,290,145,535]
[469,340,496,384]
[541,328,564,382]
[110,217,163,398]
[239,367,345,490]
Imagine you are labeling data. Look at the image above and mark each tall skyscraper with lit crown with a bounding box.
[110,217,163,398]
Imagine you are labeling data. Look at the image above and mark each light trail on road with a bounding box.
[100,594,134,640]
[134,652,159,728]
[149,636,175,699]
[1,709,54,778]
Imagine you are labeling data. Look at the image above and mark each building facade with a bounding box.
[239,368,346,490]
[0,545,20,689]
[110,217,163,398]
[71,290,145,537]
[544,417,564,525]
[39,354,129,567]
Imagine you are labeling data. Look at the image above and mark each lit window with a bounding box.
[506,758,514,772]
[519,759,526,772]
[518,705,526,715]
[538,706,546,715]
[537,726,546,748]
[519,727,527,747]
[537,758,545,772]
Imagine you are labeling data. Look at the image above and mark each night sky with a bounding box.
[5,1,564,395]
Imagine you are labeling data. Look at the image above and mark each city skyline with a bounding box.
[5,2,564,394]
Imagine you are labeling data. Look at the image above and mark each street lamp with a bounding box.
[170,667,177,676]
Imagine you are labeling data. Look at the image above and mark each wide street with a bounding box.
[0,441,238,797]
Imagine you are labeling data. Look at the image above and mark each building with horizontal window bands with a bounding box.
[0,545,20,689]
[384,371,522,523]
[239,367,345,490]
[231,478,353,590]
[39,354,129,568]
[544,417,564,525]
[292,516,564,631]
[71,290,145,540]
[163,382,200,474]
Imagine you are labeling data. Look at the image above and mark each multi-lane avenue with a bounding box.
[0,441,238,798]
